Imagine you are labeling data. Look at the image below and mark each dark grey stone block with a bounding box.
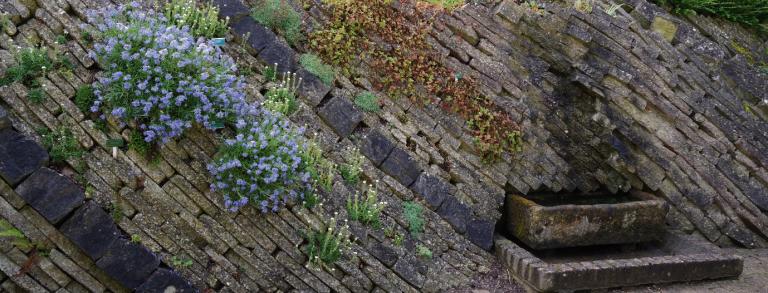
[231,17,275,53]
[136,268,197,293]
[297,68,331,107]
[466,218,494,251]
[368,241,398,267]
[259,41,296,73]
[359,130,395,166]
[0,106,10,130]
[0,129,48,186]
[437,196,469,234]
[15,168,83,224]
[317,97,364,138]
[212,0,250,20]
[97,239,161,290]
[410,173,450,210]
[60,201,120,260]
[380,148,421,187]
[393,258,425,288]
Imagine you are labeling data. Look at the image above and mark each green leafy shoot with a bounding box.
[346,183,386,227]
[403,201,425,235]
[354,91,381,112]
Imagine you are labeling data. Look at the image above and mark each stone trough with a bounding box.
[504,190,668,249]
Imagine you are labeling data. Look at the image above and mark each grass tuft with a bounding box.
[252,0,303,45]
[300,54,335,86]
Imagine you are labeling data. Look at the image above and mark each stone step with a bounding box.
[495,232,743,292]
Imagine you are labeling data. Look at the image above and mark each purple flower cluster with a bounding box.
[87,2,316,214]
[86,2,251,143]
[208,110,312,213]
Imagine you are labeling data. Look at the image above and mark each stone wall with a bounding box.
[0,0,509,291]
[0,0,766,291]
[291,0,768,248]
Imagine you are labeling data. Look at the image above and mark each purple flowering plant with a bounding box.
[208,111,313,213]
[86,2,249,145]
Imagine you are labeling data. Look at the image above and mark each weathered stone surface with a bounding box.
[212,0,249,20]
[60,201,120,260]
[0,106,10,130]
[317,97,364,138]
[136,268,197,293]
[437,196,470,234]
[258,41,296,73]
[96,239,160,290]
[505,191,668,249]
[297,68,332,106]
[0,129,48,186]
[359,130,395,166]
[380,148,422,187]
[466,218,494,251]
[393,258,425,288]
[410,173,450,210]
[368,241,398,268]
[231,17,276,53]
[496,233,744,292]
[16,167,84,224]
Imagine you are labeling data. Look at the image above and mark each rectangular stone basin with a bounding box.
[505,190,668,250]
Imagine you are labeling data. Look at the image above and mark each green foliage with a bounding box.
[264,72,301,116]
[0,220,49,256]
[164,0,229,38]
[403,201,425,235]
[304,218,350,266]
[303,192,320,209]
[251,0,302,45]
[422,0,464,9]
[81,30,93,45]
[263,63,279,82]
[27,87,45,104]
[39,127,84,164]
[354,91,381,112]
[301,138,336,191]
[416,244,432,259]
[299,54,335,86]
[110,202,123,222]
[384,226,404,246]
[74,85,96,114]
[346,184,385,227]
[309,0,522,162]
[655,0,768,31]
[128,130,152,157]
[171,255,193,268]
[130,234,142,243]
[56,34,68,45]
[0,46,54,88]
[0,12,10,33]
[340,147,364,185]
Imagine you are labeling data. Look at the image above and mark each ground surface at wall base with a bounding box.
[495,231,743,292]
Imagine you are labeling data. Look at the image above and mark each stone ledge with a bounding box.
[495,232,744,292]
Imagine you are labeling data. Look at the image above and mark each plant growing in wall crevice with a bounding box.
[252,0,303,45]
[87,3,251,154]
[309,0,523,162]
